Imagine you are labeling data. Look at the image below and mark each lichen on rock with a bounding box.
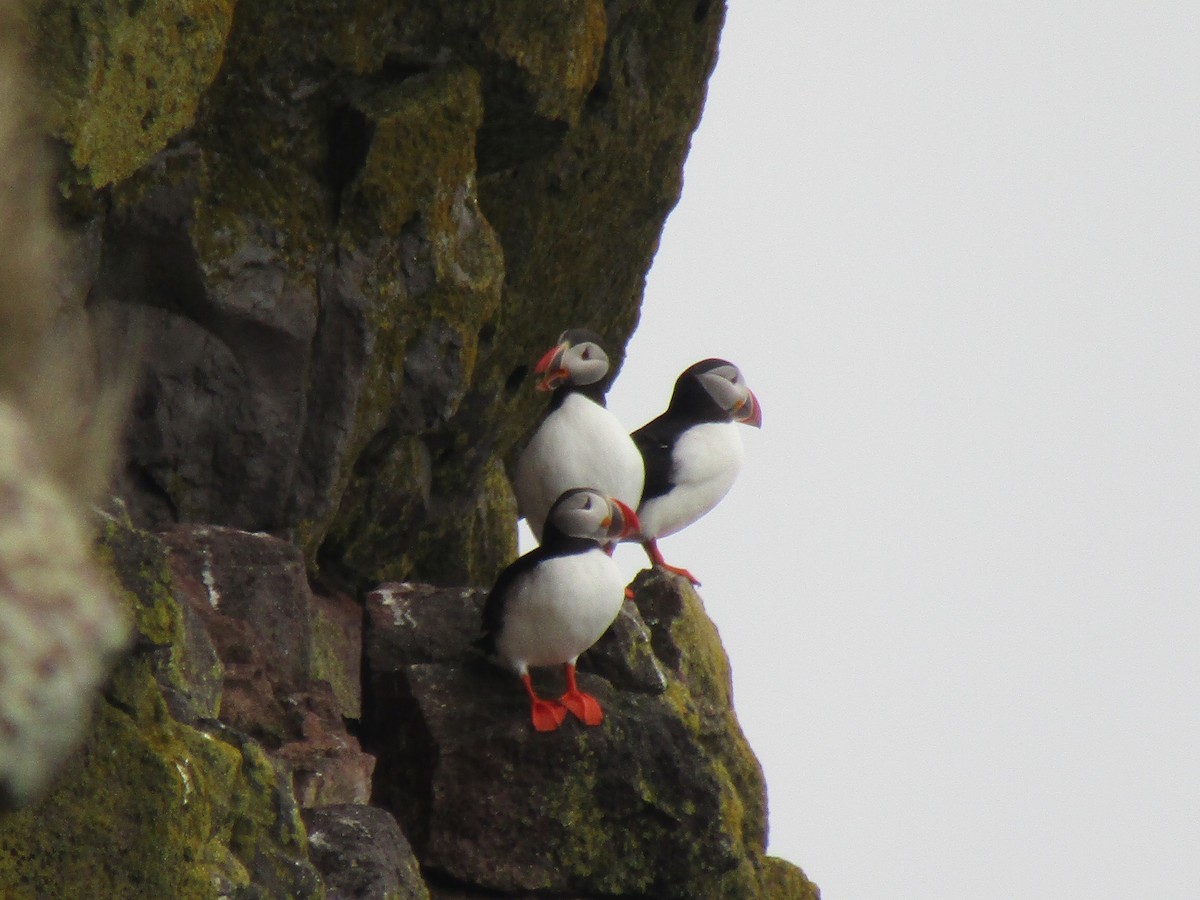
[0,520,320,898]
[4,0,822,895]
[362,573,792,899]
[35,0,236,188]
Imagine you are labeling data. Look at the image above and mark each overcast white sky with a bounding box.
[601,3,1198,898]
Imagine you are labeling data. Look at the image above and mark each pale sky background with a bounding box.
[589,2,1198,898]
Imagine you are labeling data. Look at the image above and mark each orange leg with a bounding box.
[558,663,603,726]
[522,673,566,732]
[643,539,701,586]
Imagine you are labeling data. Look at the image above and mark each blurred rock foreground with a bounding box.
[0,0,819,896]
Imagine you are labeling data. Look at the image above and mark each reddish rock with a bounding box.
[162,524,314,685]
[274,687,375,808]
[162,524,374,808]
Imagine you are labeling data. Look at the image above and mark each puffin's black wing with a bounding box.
[474,547,546,655]
[631,412,684,503]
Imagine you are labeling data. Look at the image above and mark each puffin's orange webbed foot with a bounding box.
[559,663,604,726]
[522,673,567,731]
[643,539,701,586]
[530,699,567,732]
[560,690,603,725]
[657,561,700,586]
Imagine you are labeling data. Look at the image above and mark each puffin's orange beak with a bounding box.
[533,342,569,392]
[735,389,762,428]
[605,499,641,541]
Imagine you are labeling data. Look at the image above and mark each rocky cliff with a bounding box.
[0,0,819,896]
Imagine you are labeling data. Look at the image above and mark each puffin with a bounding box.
[475,488,640,731]
[512,329,645,542]
[631,358,762,585]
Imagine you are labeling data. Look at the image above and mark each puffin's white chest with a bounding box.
[637,421,744,540]
[513,393,645,539]
[495,551,626,671]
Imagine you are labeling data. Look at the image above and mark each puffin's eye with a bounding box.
[581,346,592,360]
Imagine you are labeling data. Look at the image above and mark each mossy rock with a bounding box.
[633,570,771,862]
[35,0,236,188]
[0,692,318,899]
[30,0,723,596]
[365,573,777,899]
[0,519,321,898]
[0,654,320,898]
[763,856,823,899]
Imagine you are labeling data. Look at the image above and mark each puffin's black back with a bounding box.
[631,359,736,503]
[473,519,602,655]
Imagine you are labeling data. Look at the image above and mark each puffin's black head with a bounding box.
[532,329,611,393]
[543,487,641,544]
[671,358,763,427]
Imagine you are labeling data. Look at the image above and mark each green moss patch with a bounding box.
[36,0,236,188]
[0,519,319,898]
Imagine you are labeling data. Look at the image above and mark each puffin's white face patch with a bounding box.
[697,365,749,413]
[547,488,611,540]
[563,341,610,386]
